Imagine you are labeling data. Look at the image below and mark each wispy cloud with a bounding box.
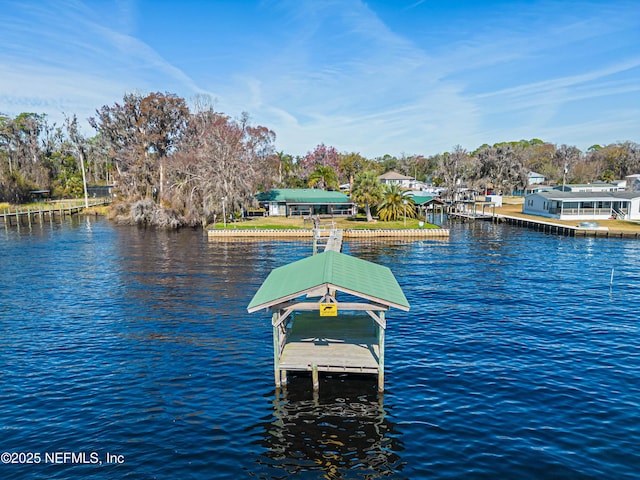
[0,0,211,127]
[0,0,637,155]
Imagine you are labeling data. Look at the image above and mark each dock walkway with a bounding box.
[278,313,379,375]
[1,199,111,227]
[494,214,640,238]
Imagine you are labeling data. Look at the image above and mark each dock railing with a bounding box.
[1,198,112,227]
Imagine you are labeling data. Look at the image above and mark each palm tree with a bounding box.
[376,184,416,221]
[308,165,339,190]
[350,171,384,221]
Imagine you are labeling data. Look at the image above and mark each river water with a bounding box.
[0,218,639,479]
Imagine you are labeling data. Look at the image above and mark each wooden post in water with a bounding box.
[377,311,386,392]
[272,312,281,388]
[312,364,319,391]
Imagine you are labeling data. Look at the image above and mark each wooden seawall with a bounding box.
[208,228,450,239]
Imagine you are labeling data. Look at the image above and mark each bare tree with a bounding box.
[554,144,582,188]
[436,145,469,202]
[65,114,89,207]
[168,106,276,226]
[89,92,189,201]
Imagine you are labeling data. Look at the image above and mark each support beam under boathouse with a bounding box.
[247,250,410,392]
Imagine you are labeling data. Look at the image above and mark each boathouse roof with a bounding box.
[409,195,445,206]
[247,250,410,313]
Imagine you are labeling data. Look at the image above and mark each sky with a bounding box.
[1,0,638,158]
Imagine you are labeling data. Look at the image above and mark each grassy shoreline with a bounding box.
[5,198,639,234]
[210,215,440,230]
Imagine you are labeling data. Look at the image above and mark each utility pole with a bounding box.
[222,197,227,228]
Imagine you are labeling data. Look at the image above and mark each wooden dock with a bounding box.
[278,313,380,375]
[449,212,493,221]
[446,205,640,239]
[494,214,640,239]
[1,200,111,227]
[313,222,343,253]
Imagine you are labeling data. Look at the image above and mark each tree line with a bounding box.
[1,91,639,227]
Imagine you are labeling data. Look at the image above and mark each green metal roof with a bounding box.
[256,188,352,204]
[410,195,435,205]
[247,250,410,313]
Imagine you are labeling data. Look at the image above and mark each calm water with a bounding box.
[1,218,639,479]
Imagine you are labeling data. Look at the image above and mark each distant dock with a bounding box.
[494,214,640,239]
[1,200,111,228]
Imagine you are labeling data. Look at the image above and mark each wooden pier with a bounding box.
[248,250,410,393]
[313,221,343,253]
[446,203,640,239]
[493,214,640,239]
[1,200,111,228]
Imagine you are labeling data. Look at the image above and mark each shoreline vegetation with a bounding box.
[3,96,639,232]
[4,197,640,234]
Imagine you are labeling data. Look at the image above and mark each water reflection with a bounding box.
[256,374,405,479]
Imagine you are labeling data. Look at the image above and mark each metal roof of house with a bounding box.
[247,250,410,313]
[553,182,620,191]
[255,189,352,204]
[531,191,640,201]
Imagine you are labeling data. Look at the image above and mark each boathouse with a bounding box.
[247,250,410,392]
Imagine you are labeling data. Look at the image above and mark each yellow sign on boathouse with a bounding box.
[320,303,337,316]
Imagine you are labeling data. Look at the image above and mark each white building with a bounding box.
[626,174,640,191]
[378,171,414,189]
[523,191,640,220]
[528,171,545,185]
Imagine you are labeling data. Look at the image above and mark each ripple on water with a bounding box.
[1,219,639,479]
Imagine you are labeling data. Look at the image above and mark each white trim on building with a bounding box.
[553,182,623,193]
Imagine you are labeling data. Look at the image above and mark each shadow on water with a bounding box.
[254,373,406,479]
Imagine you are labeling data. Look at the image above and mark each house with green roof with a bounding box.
[256,188,356,217]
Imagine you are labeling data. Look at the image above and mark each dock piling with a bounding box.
[312,364,319,391]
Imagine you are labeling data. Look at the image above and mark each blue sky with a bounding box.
[1,0,638,158]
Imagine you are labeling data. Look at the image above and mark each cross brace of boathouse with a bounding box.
[247,250,410,392]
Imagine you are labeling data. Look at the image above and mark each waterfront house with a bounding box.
[528,171,546,185]
[523,191,640,220]
[379,171,414,189]
[256,189,356,217]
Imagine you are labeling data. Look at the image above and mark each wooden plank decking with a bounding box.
[279,313,379,374]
